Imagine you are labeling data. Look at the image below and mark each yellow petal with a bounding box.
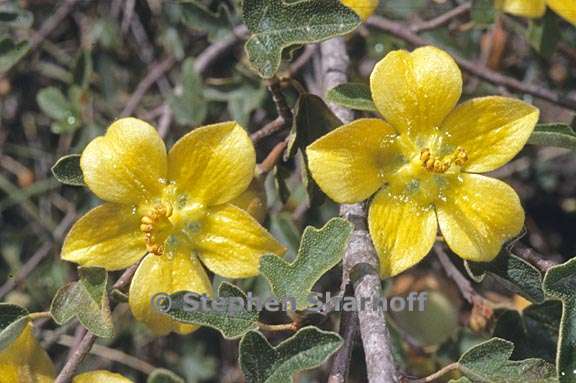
[548,0,576,25]
[436,174,524,262]
[0,325,55,383]
[497,0,547,18]
[340,0,379,21]
[61,203,146,271]
[368,189,438,277]
[73,371,133,383]
[81,118,167,204]
[440,96,539,173]
[370,46,462,145]
[129,250,213,335]
[196,204,286,278]
[229,179,267,223]
[306,118,404,204]
[168,122,255,207]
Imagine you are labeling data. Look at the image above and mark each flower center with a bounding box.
[140,203,174,255]
[419,147,468,174]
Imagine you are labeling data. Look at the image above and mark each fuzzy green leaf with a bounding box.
[0,304,29,352]
[0,38,29,72]
[465,250,545,303]
[180,1,231,42]
[36,86,73,121]
[165,282,258,339]
[51,154,84,186]
[543,257,576,382]
[240,326,343,383]
[147,369,185,383]
[260,218,353,310]
[325,83,377,112]
[169,58,207,126]
[458,338,557,382]
[242,0,360,78]
[528,123,576,151]
[50,267,113,338]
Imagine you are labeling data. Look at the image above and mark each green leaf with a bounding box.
[51,154,84,186]
[471,0,496,25]
[493,301,561,362]
[458,338,557,382]
[50,267,113,338]
[165,282,258,339]
[260,218,353,310]
[242,0,360,78]
[169,58,208,126]
[0,8,33,28]
[528,123,576,151]
[325,83,377,112]
[527,11,560,58]
[147,369,185,383]
[205,80,266,128]
[180,1,231,42]
[240,326,343,383]
[36,86,73,121]
[0,304,29,352]
[465,251,545,303]
[0,38,30,72]
[287,94,341,205]
[543,257,576,382]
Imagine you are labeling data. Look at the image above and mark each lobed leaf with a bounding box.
[50,267,113,338]
[242,0,360,78]
[260,218,353,310]
[239,326,343,383]
[325,83,377,112]
[51,154,85,186]
[165,282,258,339]
[180,0,231,42]
[0,304,29,352]
[542,257,576,382]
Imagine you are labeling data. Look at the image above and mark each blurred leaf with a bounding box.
[73,50,93,89]
[0,8,33,28]
[0,304,29,352]
[51,154,84,186]
[260,218,352,310]
[205,80,266,127]
[50,267,113,338]
[527,11,560,58]
[180,1,231,42]
[239,326,343,383]
[169,58,208,126]
[542,257,576,382]
[287,94,341,205]
[458,338,557,382]
[147,369,185,383]
[242,0,360,78]
[471,0,496,25]
[36,87,72,120]
[165,282,258,339]
[325,83,377,112]
[529,123,576,151]
[465,251,545,303]
[493,301,561,361]
[0,38,29,72]
[179,343,218,383]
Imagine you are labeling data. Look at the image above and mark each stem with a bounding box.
[409,362,460,382]
[257,321,297,332]
[28,311,52,321]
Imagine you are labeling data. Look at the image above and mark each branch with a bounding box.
[366,16,576,112]
[29,0,80,51]
[320,37,398,383]
[194,25,248,75]
[411,2,472,33]
[513,243,557,273]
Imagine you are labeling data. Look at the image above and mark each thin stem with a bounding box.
[411,2,472,33]
[257,321,298,332]
[409,362,459,383]
[28,311,52,321]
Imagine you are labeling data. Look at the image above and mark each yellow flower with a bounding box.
[496,0,576,26]
[61,118,285,335]
[341,0,379,21]
[307,46,539,277]
[0,325,130,382]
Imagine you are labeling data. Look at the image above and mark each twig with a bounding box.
[320,37,398,383]
[54,264,139,383]
[268,77,293,128]
[257,139,289,174]
[120,55,177,117]
[513,244,557,273]
[29,0,80,51]
[257,321,298,332]
[408,362,459,383]
[28,311,52,321]
[327,306,359,383]
[411,2,472,33]
[366,16,576,111]
[194,25,248,75]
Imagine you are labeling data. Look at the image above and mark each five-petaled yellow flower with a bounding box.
[61,118,285,335]
[307,46,539,277]
[341,0,379,21]
[496,0,576,26]
[0,324,131,382]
